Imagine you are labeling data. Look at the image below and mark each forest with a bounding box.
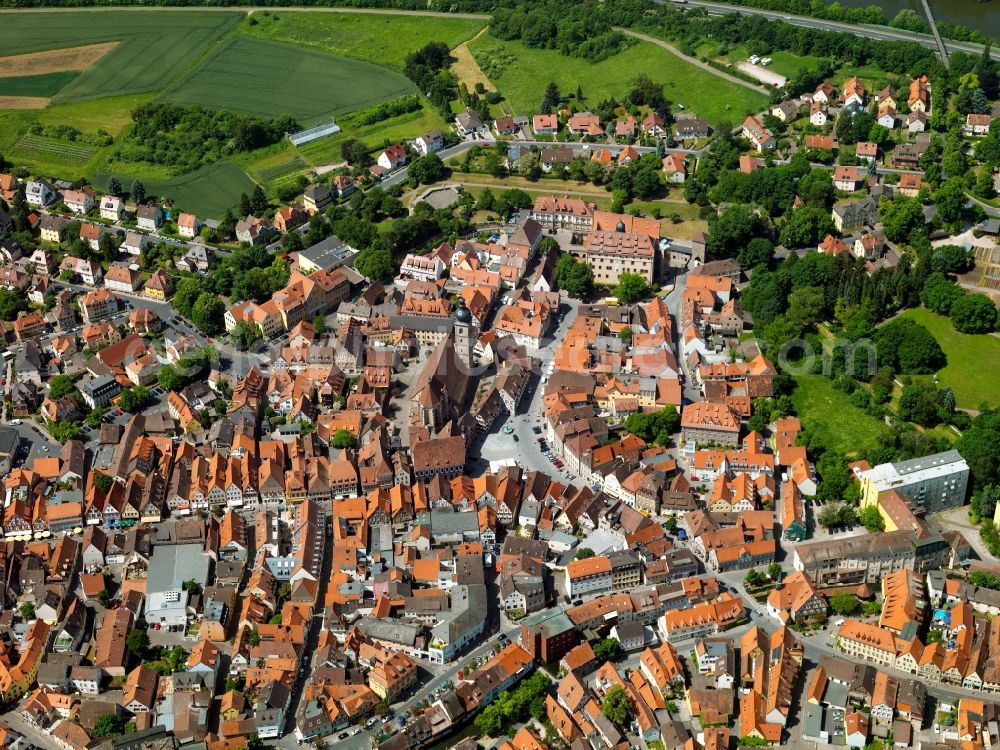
[114,103,297,172]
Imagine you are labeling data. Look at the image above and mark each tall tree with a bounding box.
[251,184,268,214]
[130,180,145,204]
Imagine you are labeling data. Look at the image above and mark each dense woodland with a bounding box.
[115,103,297,172]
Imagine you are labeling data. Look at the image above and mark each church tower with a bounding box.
[453,298,476,370]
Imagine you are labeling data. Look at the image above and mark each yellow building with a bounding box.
[0,620,48,702]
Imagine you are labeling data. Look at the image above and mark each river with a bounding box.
[836,0,1000,40]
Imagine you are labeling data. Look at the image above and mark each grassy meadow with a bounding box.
[895,307,1000,410]
[791,374,892,458]
[469,35,768,124]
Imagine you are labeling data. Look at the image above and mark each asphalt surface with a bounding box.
[666,0,999,60]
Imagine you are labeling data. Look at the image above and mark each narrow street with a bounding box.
[477,298,580,480]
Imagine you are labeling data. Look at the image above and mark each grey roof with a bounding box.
[37,662,71,686]
[416,510,480,535]
[300,234,354,269]
[431,583,487,644]
[0,426,18,456]
[356,617,420,646]
[387,314,452,333]
[80,374,120,396]
[889,449,965,477]
[147,542,211,593]
[521,607,575,638]
[456,110,484,129]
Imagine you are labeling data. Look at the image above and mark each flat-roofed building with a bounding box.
[859,450,969,515]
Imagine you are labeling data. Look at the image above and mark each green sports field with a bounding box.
[469,35,768,125]
[164,35,416,125]
[0,11,242,103]
[240,11,487,71]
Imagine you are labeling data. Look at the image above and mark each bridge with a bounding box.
[918,0,950,68]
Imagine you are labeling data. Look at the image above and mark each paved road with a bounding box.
[383,139,705,190]
[620,28,768,94]
[0,5,490,19]
[477,298,581,481]
[3,708,62,750]
[666,0,999,61]
[966,194,1000,220]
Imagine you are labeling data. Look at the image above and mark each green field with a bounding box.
[0,11,242,103]
[93,160,256,219]
[240,11,487,71]
[792,374,891,457]
[164,35,415,125]
[469,35,767,125]
[0,72,79,97]
[894,308,1000,410]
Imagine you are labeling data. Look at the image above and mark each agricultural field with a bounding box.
[468,35,768,125]
[0,72,80,98]
[164,36,416,125]
[894,308,1000,410]
[240,11,487,71]
[791,374,892,458]
[0,11,243,103]
[92,161,256,219]
[10,133,97,176]
[0,94,155,178]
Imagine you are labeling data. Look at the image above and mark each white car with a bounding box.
[9,419,21,425]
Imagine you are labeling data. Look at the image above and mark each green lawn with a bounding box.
[469,35,766,126]
[702,42,828,80]
[164,35,415,125]
[792,374,891,458]
[895,308,1000,410]
[0,72,80,97]
[0,11,243,102]
[92,160,256,219]
[835,66,897,93]
[240,11,486,71]
[766,50,828,79]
